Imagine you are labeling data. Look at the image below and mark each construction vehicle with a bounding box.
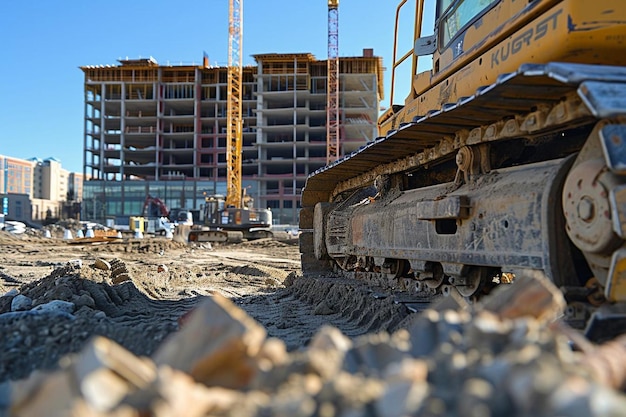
[138,195,171,235]
[299,0,626,341]
[188,0,273,244]
[188,193,273,243]
[142,195,169,218]
[137,195,192,235]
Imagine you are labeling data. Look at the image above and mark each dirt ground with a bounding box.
[2,228,626,416]
[0,228,402,382]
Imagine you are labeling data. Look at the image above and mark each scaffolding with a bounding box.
[81,51,382,224]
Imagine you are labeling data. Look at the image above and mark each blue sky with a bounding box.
[1,0,427,173]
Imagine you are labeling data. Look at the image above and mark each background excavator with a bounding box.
[299,0,626,341]
[188,0,273,244]
[137,195,192,236]
[188,191,273,243]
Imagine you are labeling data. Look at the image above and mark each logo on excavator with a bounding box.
[491,9,562,68]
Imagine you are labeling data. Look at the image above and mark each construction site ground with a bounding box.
[0,230,315,377]
[1,227,626,416]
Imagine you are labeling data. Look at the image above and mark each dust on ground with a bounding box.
[0,230,397,382]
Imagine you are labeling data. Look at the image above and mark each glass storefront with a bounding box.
[82,179,219,225]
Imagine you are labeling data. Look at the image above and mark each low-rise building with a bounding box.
[0,155,83,223]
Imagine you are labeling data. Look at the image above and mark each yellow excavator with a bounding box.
[188,192,273,243]
[300,0,626,340]
[188,0,273,244]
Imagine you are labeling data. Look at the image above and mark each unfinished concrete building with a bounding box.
[81,51,383,225]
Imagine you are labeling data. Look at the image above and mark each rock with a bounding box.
[255,337,289,372]
[3,289,18,298]
[32,300,75,315]
[579,333,626,390]
[11,295,32,312]
[465,311,514,354]
[405,309,440,358]
[316,372,385,415]
[72,336,157,412]
[93,259,111,271]
[455,378,494,417]
[308,325,352,352]
[1,245,625,417]
[481,270,566,323]
[41,284,74,302]
[73,294,96,310]
[153,295,267,389]
[8,369,80,417]
[306,326,353,380]
[374,377,429,417]
[150,366,245,417]
[343,332,410,377]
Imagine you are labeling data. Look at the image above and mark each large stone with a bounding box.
[308,325,352,352]
[254,337,289,372]
[8,370,79,417]
[153,295,267,389]
[73,336,157,412]
[10,295,32,312]
[481,270,565,322]
[405,309,441,358]
[151,366,244,417]
[374,378,429,417]
[343,332,410,377]
[32,300,75,315]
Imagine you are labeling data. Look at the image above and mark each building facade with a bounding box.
[81,51,383,225]
[0,155,83,223]
[1,156,33,196]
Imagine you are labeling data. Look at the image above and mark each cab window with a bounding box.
[440,0,499,46]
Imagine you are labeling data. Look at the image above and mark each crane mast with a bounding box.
[326,0,340,165]
[226,0,243,208]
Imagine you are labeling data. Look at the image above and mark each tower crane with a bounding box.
[188,0,273,243]
[226,0,243,208]
[326,0,340,165]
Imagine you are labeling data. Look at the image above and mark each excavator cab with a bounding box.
[204,195,227,226]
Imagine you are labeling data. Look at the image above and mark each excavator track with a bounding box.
[299,62,626,341]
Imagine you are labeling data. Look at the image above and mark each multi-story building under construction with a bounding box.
[81,50,383,225]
